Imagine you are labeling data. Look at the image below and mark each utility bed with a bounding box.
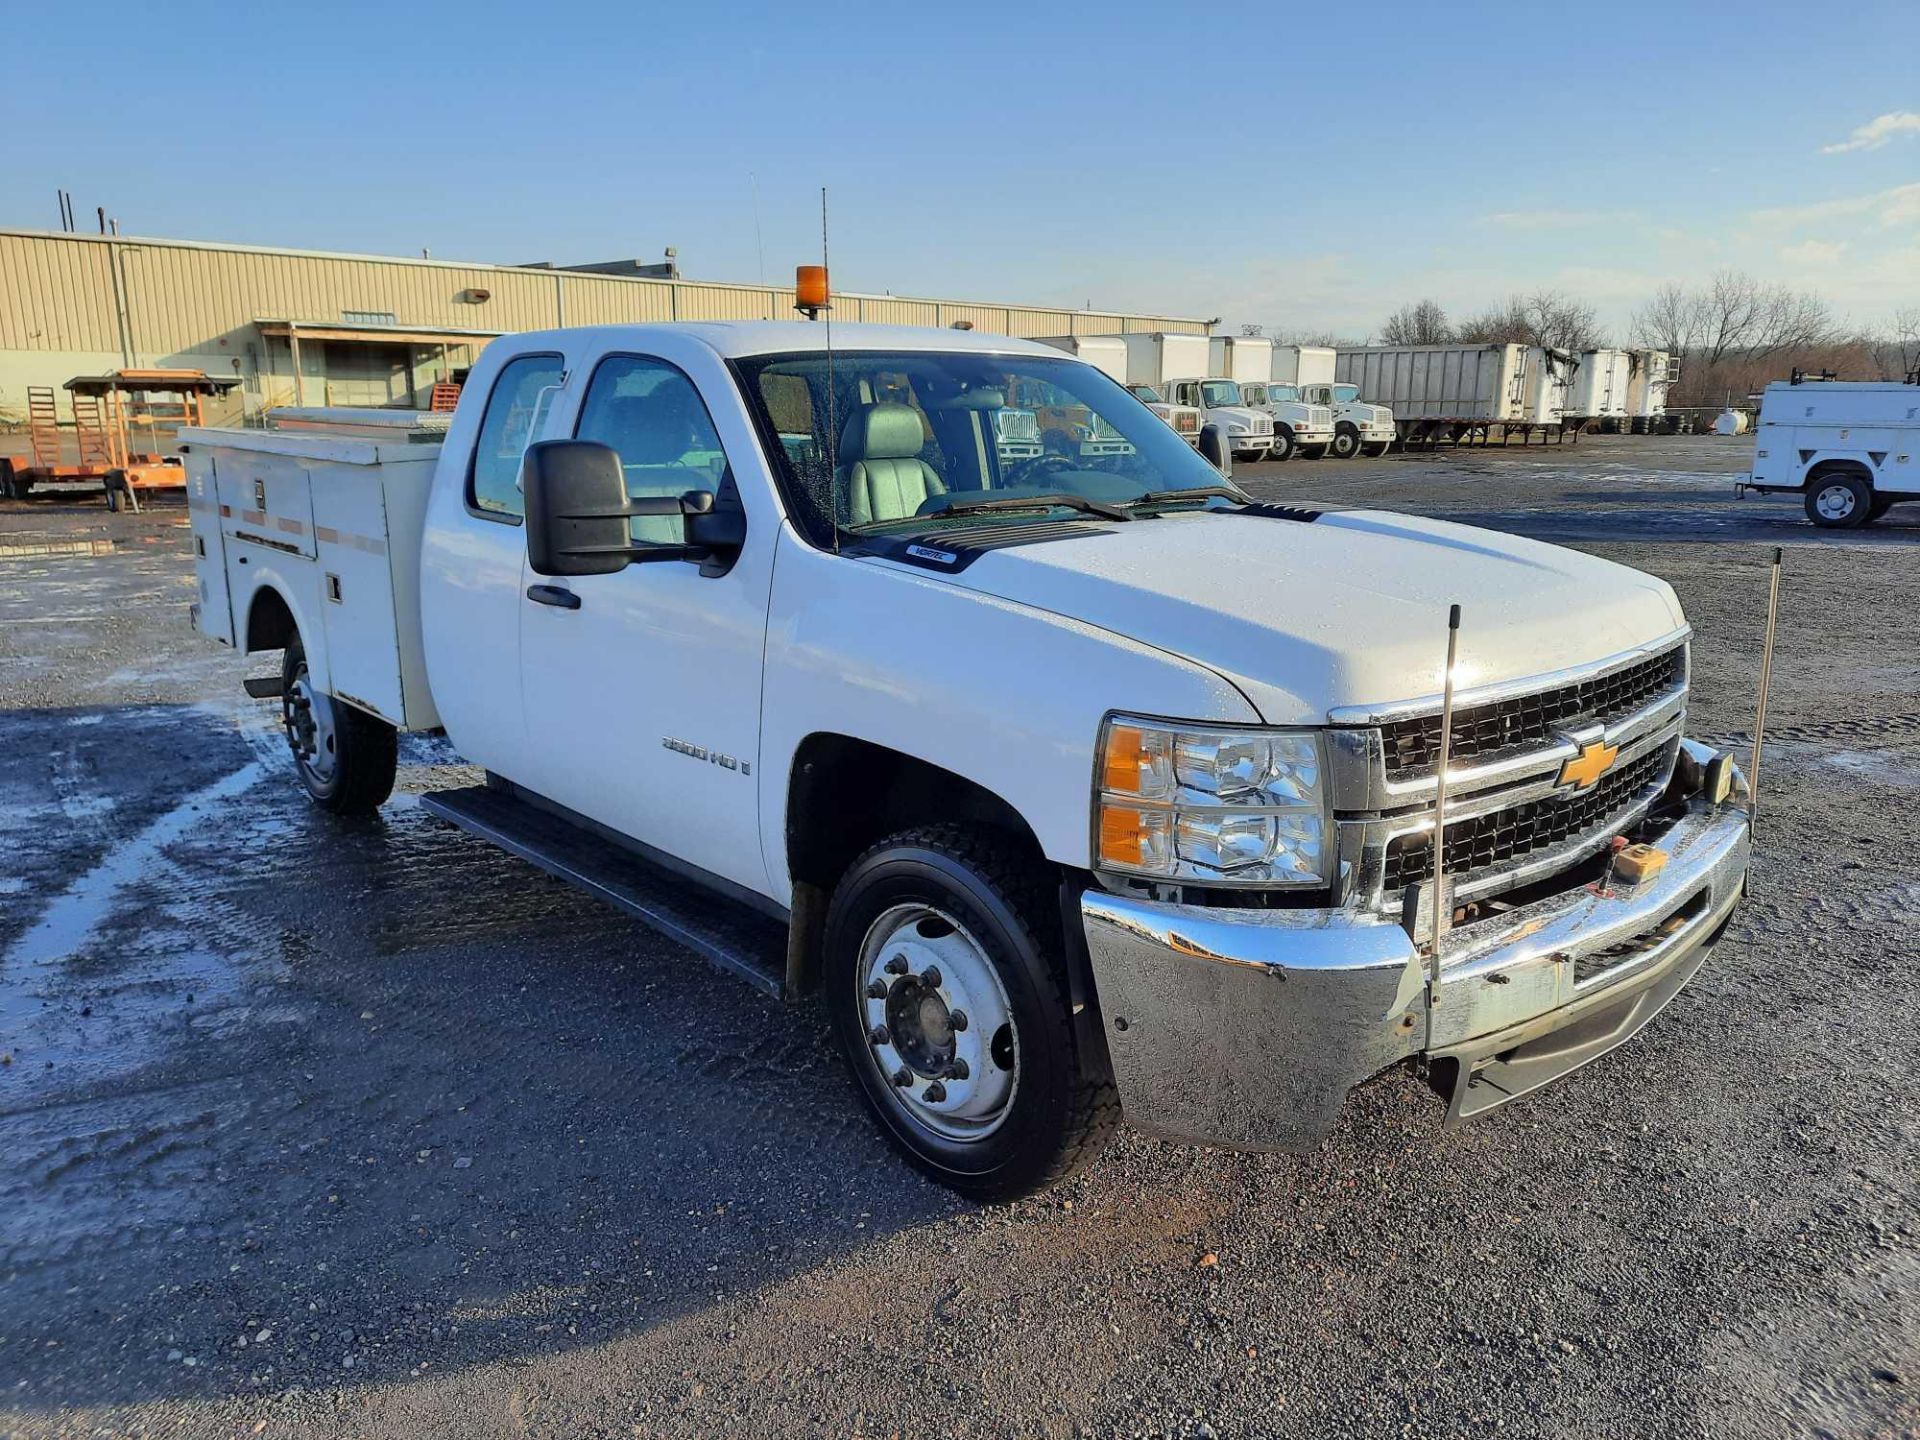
[180,410,446,732]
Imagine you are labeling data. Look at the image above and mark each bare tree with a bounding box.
[1867,306,1920,379]
[1632,270,1838,404]
[1380,299,1451,345]
[1459,292,1601,351]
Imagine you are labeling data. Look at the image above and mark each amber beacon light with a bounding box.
[795,265,832,318]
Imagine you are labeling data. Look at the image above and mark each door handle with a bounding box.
[526,584,581,610]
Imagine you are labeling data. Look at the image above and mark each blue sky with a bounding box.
[7,0,1917,339]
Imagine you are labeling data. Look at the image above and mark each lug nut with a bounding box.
[921,966,942,988]
[891,1066,912,1088]
[922,1081,947,1103]
[868,1024,890,1046]
[866,979,888,999]
[950,1009,968,1032]
[884,954,909,976]
[949,1058,970,1080]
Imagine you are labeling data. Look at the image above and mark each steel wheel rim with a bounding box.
[856,902,1018,1143]
[1815,484,1855,520]
[285,663,339,784]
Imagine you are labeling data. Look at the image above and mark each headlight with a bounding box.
[1224,421,1251,433]
[1095,717,1330,887]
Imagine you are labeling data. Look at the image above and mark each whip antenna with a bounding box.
[1748,547,1783,831]
[1426,604,1463,996]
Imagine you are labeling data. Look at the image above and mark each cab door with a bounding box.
[515,348,777,898]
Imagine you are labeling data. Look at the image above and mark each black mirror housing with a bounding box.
[523,440,634,577]
[1198,423,1233,479]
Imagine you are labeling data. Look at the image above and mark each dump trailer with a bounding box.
[1625,351,1682,433]
[1335,343,1576,448]
[1565,349,1633,429]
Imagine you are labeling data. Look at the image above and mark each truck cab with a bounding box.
[1161,377,1275,461]
[1299,381,1396,458]
[1238,381,1336,461]
[182,320,1752,1203]
[1741,376,1920,527]
[1125,382,1204,447]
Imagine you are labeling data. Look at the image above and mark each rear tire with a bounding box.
[824,824,1118,1202]
[280,635,397,814]
[1804,472,1871,529]
[1869,495,1895,522]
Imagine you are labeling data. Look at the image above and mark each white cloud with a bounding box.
[1821,110,1920,155]
[1779,239,1848,266]
[1476,209,1632,231]
[1748,182,1920,231]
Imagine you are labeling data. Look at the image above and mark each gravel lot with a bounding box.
[0,435,1914,1440]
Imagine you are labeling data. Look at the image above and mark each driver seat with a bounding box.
[837,402,945,525]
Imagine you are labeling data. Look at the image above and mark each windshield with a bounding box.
[1198,380,1242,407]
[1127,384,1164,403]
[1270,385,1299,404]
[1333,384,1359,404]
[734,350,1233,542]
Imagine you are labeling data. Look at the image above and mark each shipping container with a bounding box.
[1335,344,1531,422]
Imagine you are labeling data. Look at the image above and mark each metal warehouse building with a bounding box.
[0,228,1209,423]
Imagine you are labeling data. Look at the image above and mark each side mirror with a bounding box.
[1198,423,1233,479]
[523,440,734,576]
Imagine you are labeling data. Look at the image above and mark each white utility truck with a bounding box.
[1273,345,1397,458]
[183,320,1752,1201]
[1211,336,1331,461]
[1122,332,1274,462]
[1035,336,1203,447]
[1738,376,1920,527]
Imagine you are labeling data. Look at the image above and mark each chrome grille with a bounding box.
[1381,742,1673,895]
[1380,645,1685,779]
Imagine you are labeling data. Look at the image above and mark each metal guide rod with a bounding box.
[1748,546,1783,830]
[1428,603,1463,983]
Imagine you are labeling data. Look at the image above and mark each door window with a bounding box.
[574,356,732,546]
[469,353,565,520]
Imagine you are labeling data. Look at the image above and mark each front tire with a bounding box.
[824,824,1118,1202]
[281,635,397,814]
[1805,472,1871,528]
[1330,425,1360,459]
[1269,429,1295,462]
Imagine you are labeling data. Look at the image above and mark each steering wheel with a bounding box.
[1004,452,1079,488]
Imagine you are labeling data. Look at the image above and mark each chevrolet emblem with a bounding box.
[1558,739,1620,791]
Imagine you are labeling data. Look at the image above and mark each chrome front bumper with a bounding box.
[1079,747,1751,1150]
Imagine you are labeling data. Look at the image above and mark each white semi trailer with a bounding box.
[1335,343,1578,449]
[1626,351,1681,433]
[1565,348,1633,429]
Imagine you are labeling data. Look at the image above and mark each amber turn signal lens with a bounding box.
[795,264,830,311]
[1098,804,1153,868]
[1102,724,1147,793]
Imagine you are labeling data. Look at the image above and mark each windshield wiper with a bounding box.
[1124,486,1247,509]
[921,492,1134,522]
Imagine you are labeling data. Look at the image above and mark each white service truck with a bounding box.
[1273,345,1397,458]
[182,320,1752,1201]
[1738,376,1920,528]
[1122,332,1275,462]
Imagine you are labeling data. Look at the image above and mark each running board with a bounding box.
[418,784,788,999]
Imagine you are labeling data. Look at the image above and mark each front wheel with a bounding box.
[824,825,1118,1202]
[1269,429,1295,462]
[1330,426,1360,459]
[281,635,397,814]
[1804,473,1871,528]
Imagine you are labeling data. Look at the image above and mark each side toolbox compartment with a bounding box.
[183,445,234,645]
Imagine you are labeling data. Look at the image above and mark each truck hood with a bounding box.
[916,509,1685,724]
[1208,406,1270,431]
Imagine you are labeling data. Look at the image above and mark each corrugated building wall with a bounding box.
[0,229,1209,422]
